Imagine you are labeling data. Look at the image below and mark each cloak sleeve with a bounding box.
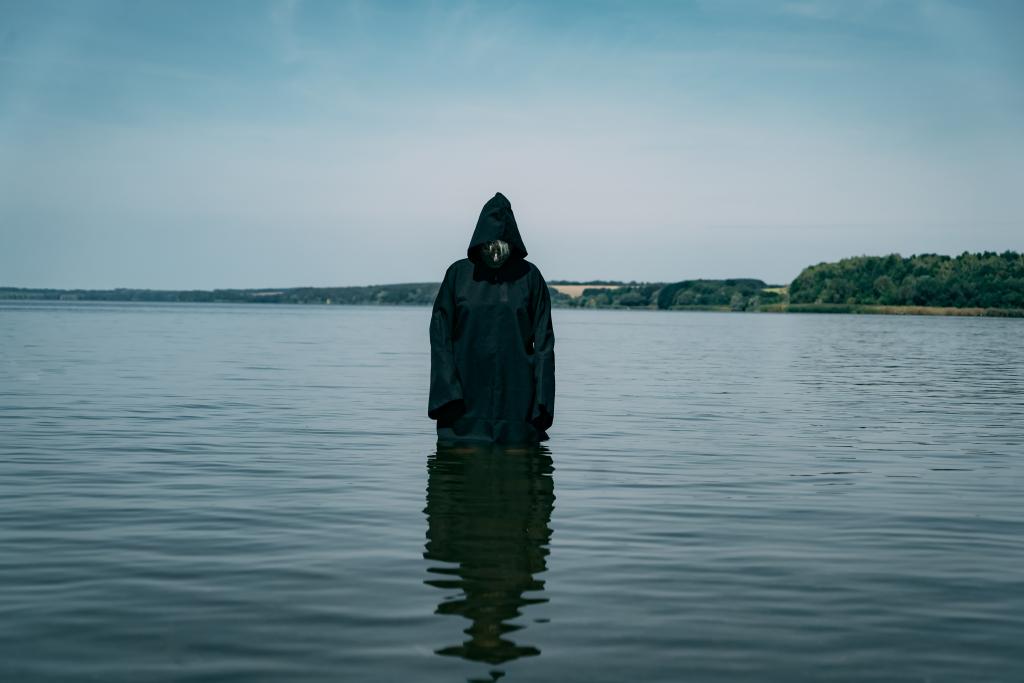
[530,271,555,431]
[428,267,465,421]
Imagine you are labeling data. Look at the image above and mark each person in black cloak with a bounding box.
[428,192,555,444]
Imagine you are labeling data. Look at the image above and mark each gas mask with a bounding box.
[480,239,510,269]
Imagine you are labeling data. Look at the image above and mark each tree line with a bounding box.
[788,251,1023,309]
[0,283,440,305]
[3,251,1021,314]
[556,279,781,311]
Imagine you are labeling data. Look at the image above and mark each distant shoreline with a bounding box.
[765,304,1024,318]
[2,291,1021,318]
[3,251,1022,318]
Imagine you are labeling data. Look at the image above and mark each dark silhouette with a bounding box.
[428,193,556,444]
[422,444,555,667]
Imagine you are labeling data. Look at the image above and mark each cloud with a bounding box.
[780,1,836,19]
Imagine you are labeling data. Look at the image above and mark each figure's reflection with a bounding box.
[423,443,555,666]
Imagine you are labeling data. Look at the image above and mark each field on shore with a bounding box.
[549,284,624,298]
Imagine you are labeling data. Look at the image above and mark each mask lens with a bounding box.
[482,240,510,268]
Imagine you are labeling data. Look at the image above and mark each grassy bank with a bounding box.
[760,303,1024,317]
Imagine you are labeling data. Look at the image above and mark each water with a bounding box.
[1,301,1022,682]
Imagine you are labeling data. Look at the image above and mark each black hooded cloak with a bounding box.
[428,193,555,443]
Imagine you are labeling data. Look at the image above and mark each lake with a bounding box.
[1,301,1022,682]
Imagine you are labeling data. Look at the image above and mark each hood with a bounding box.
[467,192,528,262]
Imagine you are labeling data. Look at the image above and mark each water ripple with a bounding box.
[1,303,1022,681]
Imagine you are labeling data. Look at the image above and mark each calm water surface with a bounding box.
[1,302,1022,682]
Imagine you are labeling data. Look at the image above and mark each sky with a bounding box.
[1,0,1021,289]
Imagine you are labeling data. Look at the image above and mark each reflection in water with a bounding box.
[423,444,555,668]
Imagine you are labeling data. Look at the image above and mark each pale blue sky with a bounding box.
[1,0,1021,288]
